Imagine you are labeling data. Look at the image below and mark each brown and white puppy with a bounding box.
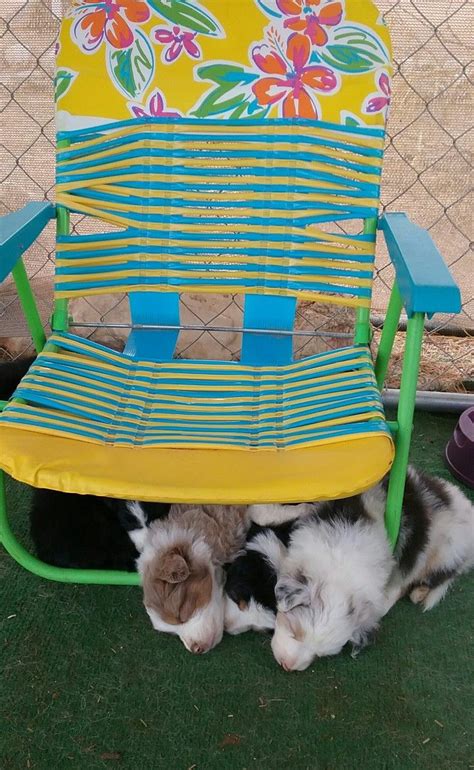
[137,504,248,654]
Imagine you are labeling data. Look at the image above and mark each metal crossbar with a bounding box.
[68,322,354,339]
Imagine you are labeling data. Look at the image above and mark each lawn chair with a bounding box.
[0,0,461,584]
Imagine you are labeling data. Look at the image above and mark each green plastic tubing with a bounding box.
[354,217,377,345]
[11,259,46,354]
[374,282,404,390]
[384,312,425,546]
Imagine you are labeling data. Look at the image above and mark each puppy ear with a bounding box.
[275,574,311,612]
[155,550,190,584]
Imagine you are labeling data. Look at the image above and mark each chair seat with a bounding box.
[0,333,394,502]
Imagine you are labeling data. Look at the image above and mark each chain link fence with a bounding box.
[1,0,473,392]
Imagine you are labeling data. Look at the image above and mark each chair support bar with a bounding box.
[68,322,355,340]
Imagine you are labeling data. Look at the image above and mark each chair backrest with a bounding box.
[55,0,393,362]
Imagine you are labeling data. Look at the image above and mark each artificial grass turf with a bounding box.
[0,411,473,770]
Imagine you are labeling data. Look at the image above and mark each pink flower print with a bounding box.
[252,32,338,119]
[364,72,391,114]
[277,0,343,47]
[153,25,201,63]
[128,88,182,119]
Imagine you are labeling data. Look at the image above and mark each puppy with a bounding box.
[138,504,248,654]
[385,468,474,611]
[272,496,391,671]
[0,355,35,400]
[271,467,474,672]
[30,490,170,570]
[224,522,295,634]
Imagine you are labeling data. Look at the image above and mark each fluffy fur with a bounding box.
[0,356,35,400]
[30,490,170,570]
[272,499,391,671]
[138,504,248,654]
[270,467,474,671]
[386,467,474,610]
[224,522,294,634]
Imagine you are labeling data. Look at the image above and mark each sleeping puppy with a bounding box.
[138,504,248,654]
[271,467,474,672]
[384,468,474,611]
[29,490,170,570]
[272,495,390,671]
[0,355,35,399]
[224,522,295,634]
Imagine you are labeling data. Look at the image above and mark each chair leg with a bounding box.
[0,470,140,586]
[385,312,425,548]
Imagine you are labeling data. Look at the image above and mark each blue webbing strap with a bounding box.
[242,296,296,365]
[125,292,180,361]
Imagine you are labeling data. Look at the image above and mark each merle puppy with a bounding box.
[269,468,474,671]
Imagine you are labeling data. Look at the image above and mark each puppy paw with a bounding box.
[409,585,430,605]
[410,582,451,612]
[248,503,313,527]
[248,505,276,526]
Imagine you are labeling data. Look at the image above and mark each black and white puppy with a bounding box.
[224,520,298,634]
[267,467,474,671]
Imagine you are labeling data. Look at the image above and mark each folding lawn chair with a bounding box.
[0,0,461,584]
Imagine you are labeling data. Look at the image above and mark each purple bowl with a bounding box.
[445,406,474,489]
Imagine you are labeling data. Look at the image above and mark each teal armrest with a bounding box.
[0,202,55,282]
[379,212,462,318]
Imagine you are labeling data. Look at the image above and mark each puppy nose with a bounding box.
[190,642,205,654]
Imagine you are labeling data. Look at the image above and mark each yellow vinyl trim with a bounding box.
[0,426,394,503]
